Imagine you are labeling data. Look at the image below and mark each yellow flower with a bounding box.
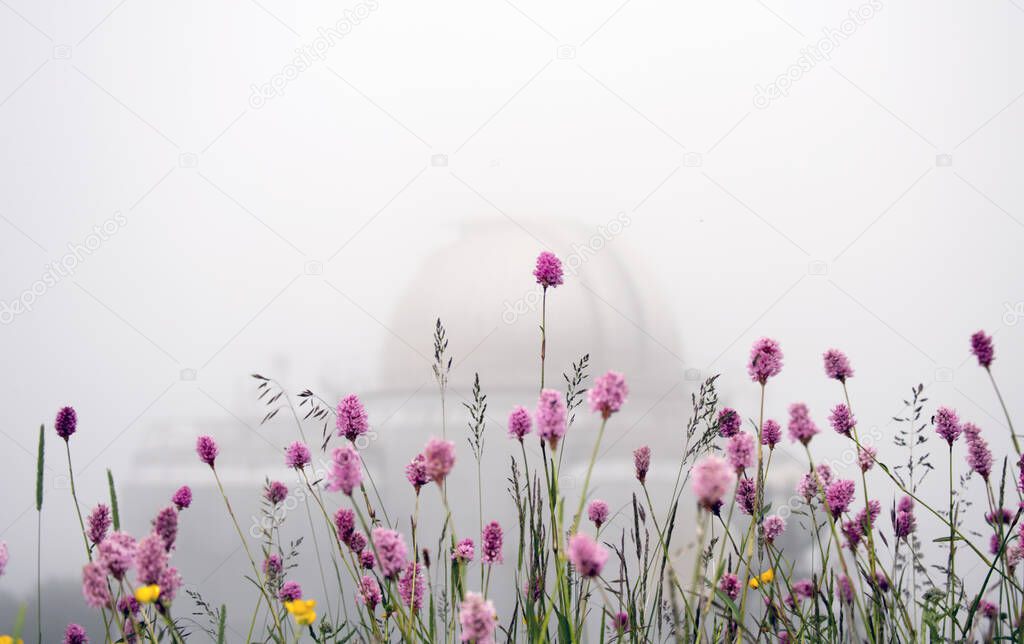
[0,636,24,644]
[285,599,317,625]
[748,569,774,590]
[135,584,161,604]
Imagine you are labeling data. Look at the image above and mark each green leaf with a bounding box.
[107,469,120,531]
[35,425,44,511]
[713,589,741,620]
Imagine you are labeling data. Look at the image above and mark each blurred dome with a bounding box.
[378,218,684,393]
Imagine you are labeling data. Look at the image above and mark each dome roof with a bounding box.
[378,218,685,392]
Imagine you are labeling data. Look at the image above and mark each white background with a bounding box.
[1,0,1023,639]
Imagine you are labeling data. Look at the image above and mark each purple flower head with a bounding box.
[986,508,1014,526]
[588,500,610,529]
[842,517,863,550]
[398,561,425,611]
[55,406,78,441]
[152,506,178,551]
[265,480,288,505]
[793,579,815,600]
[0,541,7,578]
[135,533,167,586]
[633,446,651,484]
[195,435,218,467]
[360,549,376,569]
[284,441,311,469]
[610,611,630,633]
[720,573,741,600]
[567,533,607,577]
[81,562,111,608]
[536,389,567,450]
[858,499,882,532]
[858,446,877,472]
[334,509,355,545]
[87,504,111,545]
[116,594,139,616]
[171,486,192,510]
[336,394,369,442]
[980,599,998,619]
[278,580,302,602]
[796,465,832,502]
[897,495,914,513]
[824,480,856,518]
[507,406,532,441]
[358,575,382,611]
[452,538,474,562]
[263,553,283,580]
[737,478,757,515]
[963,422,982,443]
[829,404,856,437]
[761,419,781,449]
[933,406,962,445]
[692,455,736,511]
[989,533,1001,555]
[589,371,628,418]
[459,591,498,643]
[423,437,456,484]
[717,408,742,438]
[326,444,363,495]
[533,251,564,289]
[160,566,182,603]
[787,403,819,445]
[748,337,783,384]
[778,632,791,644]
[971,330,995,369]
[481,521,504,565]
[823,349,854,382]
[405,453,430,492]
[968,437,993,480]
[372,528,408,578]
[893,505,917,540]
[836,574,854,604]
[726,432,755,472]
[348,531,367,554]
[63,623,88,644]
[97,532,136,580]
[762,515,786,544]
[874,572,890,592]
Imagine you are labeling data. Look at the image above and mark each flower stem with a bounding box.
[987,367,1021,454]
[570,417,608,535]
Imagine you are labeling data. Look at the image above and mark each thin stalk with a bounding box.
[540,287,548,392]
[570,417,608,534]
[946,444,955,641]
[987,368,1020,454]
[210,468,284,637]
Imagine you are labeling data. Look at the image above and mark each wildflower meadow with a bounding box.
[3,251,1022,643]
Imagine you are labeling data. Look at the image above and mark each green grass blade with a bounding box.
[35,425,44,511]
